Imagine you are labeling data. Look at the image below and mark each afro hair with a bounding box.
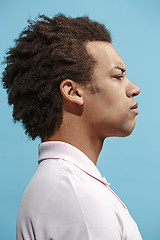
[2,14,111,141]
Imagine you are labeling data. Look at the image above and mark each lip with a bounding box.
[130,102,138,115]
[130,108,139,115]
[131,102,138,110]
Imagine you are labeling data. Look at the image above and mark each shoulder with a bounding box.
[19,159,77,206]
[17,159,122,240]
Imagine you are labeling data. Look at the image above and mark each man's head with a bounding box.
[2,14,111,141]
[82,41,140,139]
[59,41,140,143]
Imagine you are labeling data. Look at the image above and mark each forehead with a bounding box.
[86,41,125,72]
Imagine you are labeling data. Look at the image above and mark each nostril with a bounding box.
[132,87,140,97]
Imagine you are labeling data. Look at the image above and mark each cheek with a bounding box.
[102,99,127,121]
[102,87,125,107]
[84,88,127,123]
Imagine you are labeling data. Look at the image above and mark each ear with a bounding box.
[60,79,84,106]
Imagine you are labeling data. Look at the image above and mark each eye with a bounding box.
[114,75,124,80]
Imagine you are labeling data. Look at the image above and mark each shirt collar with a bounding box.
[38,141,110,187]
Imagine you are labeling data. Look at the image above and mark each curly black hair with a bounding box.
[2,14,111,141]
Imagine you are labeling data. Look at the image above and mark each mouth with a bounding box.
[130,102,138,115]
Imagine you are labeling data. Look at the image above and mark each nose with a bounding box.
[126,80,140,98]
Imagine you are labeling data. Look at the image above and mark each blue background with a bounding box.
[0,0,160,239]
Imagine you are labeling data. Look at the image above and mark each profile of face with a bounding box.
[83,41,140,140]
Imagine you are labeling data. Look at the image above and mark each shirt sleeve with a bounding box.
[34,174,122,240]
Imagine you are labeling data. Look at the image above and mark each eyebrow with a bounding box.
[112,66,126,73]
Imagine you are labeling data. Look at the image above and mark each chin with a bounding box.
[118,122,136,137]
[110,120,136,138]
[101,120,136,139]
[119,130,133,137]
[104,128,134,139]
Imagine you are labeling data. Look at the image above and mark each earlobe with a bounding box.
[60,79,84,106]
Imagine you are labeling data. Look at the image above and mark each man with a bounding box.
[2,14,142,239]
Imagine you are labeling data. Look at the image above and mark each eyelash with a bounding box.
[114,75,123,80]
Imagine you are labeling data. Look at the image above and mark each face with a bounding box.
[83,41,140,139]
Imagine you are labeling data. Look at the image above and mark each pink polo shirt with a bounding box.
[16,141,142,240]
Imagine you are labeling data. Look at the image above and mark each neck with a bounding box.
[44,118,104,165]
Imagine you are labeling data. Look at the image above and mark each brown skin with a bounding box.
[46,41,140,165]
